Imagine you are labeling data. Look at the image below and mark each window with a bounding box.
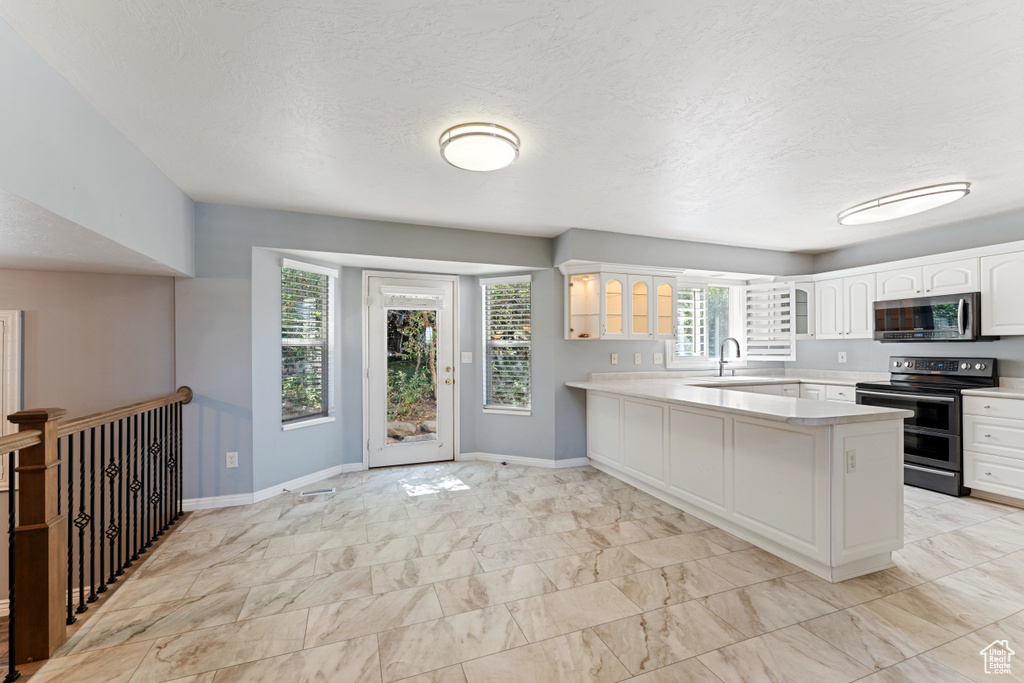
[481,275,531,413]
[744,282,796,361]
[668,284,740,366]
[281,260,336,424]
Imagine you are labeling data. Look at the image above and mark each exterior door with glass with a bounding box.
[367,276,456,468]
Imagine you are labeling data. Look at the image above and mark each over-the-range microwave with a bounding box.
[873,292,991,342]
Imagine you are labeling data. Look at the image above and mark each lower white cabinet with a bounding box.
[964,396,1024,499]
[826,385,856,403]
[622,398,667,485]
[801,384,826,400]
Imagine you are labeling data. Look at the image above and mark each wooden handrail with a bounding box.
[58,386,193,438]
[0,430,43,456]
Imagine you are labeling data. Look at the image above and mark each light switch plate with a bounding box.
[634,353,642,365]
[461,351,472,363]
[838,351,848,363]
[654,352,664,365]
[610,353,618,365]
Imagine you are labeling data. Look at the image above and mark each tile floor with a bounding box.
[21,461,1024,682]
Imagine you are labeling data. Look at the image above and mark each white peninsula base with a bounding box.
[578,386,907,583]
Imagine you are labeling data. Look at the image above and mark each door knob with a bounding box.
[445,379,453,385]
[445,366,453,372]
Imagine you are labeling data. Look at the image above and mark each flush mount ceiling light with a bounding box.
[439,123,519,172]
[837,182,971,226]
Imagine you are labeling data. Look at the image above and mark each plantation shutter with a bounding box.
[482,276,531,411]
[281,260,335,423]
[744,282,796,361]
[675,286,708,357]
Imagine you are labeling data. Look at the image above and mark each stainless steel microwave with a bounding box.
[873,292,985,342]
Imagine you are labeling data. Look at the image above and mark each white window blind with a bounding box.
[744,282,796,361]
[482,277,531,411]
[675,286,708,357]
[282,265,332,423]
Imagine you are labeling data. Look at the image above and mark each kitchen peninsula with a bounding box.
[566,376,913,582]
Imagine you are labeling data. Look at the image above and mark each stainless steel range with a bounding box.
[855,356,998,496]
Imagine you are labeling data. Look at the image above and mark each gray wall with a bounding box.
[788,338,1024,377]
[0,18,194,276]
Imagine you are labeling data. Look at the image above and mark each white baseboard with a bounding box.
[460,452,591,469]
[183,462,366,511]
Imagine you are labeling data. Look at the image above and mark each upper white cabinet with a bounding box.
[877,258,980,300]
[816,275,874,339]
[794,282,815,340]
[982,251,1024,335]
[565,267,678,340]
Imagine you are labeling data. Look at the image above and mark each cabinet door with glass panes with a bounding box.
[653,277,677,339]
[794,282,815,340]
[567,273,601,339]
[600,273,628,339]
[627,275,653,339]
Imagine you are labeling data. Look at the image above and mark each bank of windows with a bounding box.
[281,260,337,427]
[482,275,531,414]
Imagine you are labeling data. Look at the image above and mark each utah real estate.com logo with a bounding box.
[980,640,1015,675]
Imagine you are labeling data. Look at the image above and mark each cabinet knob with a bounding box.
[984,434,992,438]
[985,472,993,476]
[984,405,991,409]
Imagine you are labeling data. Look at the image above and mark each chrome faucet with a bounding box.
[719,337,741,376]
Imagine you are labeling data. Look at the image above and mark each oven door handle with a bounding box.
[904,463,956,477]
[856,389,956,403]
[958,298,966,336]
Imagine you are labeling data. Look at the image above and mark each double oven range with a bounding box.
[855,356,997,496]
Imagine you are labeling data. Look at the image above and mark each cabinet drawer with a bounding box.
[780,384,800,397]
[800,384,826,401]
[965,451,1024,499]
[826,385,855,403]
[964,396,1024,421]
[963,415,1024,460]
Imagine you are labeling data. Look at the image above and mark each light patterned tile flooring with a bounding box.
[22,461,1024,682]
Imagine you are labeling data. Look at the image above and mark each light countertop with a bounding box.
[565,378,913,426]
[963,387,1024,399]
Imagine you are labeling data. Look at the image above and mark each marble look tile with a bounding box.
[698,625,873,683]
[102,570,200,612]
[781,570,911,609]
[882,540,971,586]
[461,628,628,683]
[396,664,468,683]
[472,534,576,571]
[305,585,444,647]
[693,528,753,552]
[407,496,486,518]
[695,547,801,586]
[558,521,657,553]
[586,487,655,505]
[417,523,513,556]
[902,486,956,510]
[627,658,723,683]
[186,553,316,596]
[478,488,555,506]
[519,494,603,516]
[323,504,409,530]
[624,532,730,567]
[610,560,735,610]
[923,631,1009,683]
[570,502,661,527]
[593,600,745,675]
[631,512,712,537]
[378,605,528,682]
[502,474,565,490]
[140,539,270,577]
[210,635,381,683]
[930,498,1016,525]
[500,512,587,540]
[856,656,973,683]
[800,598,958,669]
[371,549,483,593]
[951,514,1024,554]
[947,550,1024,602]
[276,498,332,522]
[263,526,369,558]
[368,513,457,542]
[131,610,307,683]
[700,578,836,637]
[363,491,420,508]
[315,537,422,573]
[218,516,323,545]
[321,494,366,515]
[168,673,217,683]
[449,503,533,528]
[434,564,558,616]
[159,527,229,552]
[67,589,247,654]
[882,575,1024,635]
[536,547,651,590]
[914,528,1013,567]
[638,499,687,516]
[903,508,964,542]
[506,581,641,642]
[179,506,283,532]
[238,567,373,620]
[28,640,154,683]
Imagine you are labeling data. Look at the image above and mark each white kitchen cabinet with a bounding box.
[877,267,922,298]
[982,251,1024,335]
[964,396,1024,500]
[826,385,856,403]
[627,275,653,340]
[567,273,601,339]
[800,384,826,401]
[654,277,677,339]
[815,275,875,339]
[794,282,815,340]
[877,259,979,301]
[600,273,627,339]
[668,407,730,515]
[622,398,668,486]
[587,392,622,464]
[565,267,678,340]
[780,384,800,398]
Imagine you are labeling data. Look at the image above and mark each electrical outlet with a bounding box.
[634,352,642,365]
[226,451,238,469]
[610,353,618,365]
[838,351,848,363]
[461,351,472,363]
[846,449,856,473]
[654,352,664,365]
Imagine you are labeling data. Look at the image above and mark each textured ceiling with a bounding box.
[2,1,1023,253]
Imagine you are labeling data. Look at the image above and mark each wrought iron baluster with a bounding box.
[162,404,169,534]
[117,418,125,575]
[6,449,20,682]
[75,431,87,614]
[106,420,119,585]
[175,401,183,520]
[96,425,106,595]
[66,435,75,625]
[129,413,140,563]
[87,428,98,603]
[143,410,152,548]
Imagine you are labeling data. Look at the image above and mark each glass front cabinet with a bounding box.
[565,266,680,340]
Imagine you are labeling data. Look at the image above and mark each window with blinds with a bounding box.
[282,263,333,423]
[482,276,531,412]
[744,282,796,361]
[675,286,708,357]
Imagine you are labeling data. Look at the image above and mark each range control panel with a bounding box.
[889,356,997,378]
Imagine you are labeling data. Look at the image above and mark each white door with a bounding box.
[844,274,876,339]
[815,278,844,339]
[924,258,980,295]
[367,276,456,468]
[876,267,922,299]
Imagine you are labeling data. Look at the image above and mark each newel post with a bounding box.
[7,408,68,663]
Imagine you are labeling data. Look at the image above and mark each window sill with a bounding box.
[482,407,532,417]
[282,416,336,431]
